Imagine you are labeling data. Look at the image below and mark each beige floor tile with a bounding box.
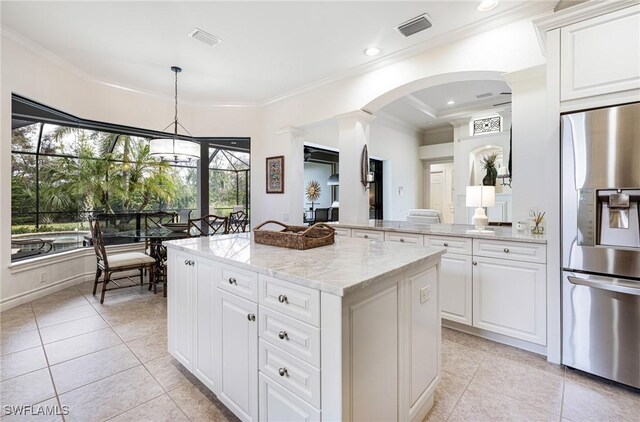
[0,329,41,356]
[442,327,495,352]
[564,367,640,397]
[34,303,99,328]
[38,315,109,344]
[0,368,56,409]
[44,327,122,365]
[0,303,34,321]
[485,341,565,377]
[448,383,558,422]
[108,394,188,422]
[0,397,64,422]
[100,302,164,327]
[441,339,486,380]
[85,289,149,309]
[426,370,470,421]
[168,381,238,422]
[471,355,564,415]
[0,346,48,381]
[111,316,167,342]
[144,355,197,391]
[31,287,88,314]
[50,344,140,394]
[59,365,163,422]
[1,304,37,335]
[126,332,168,363]
[562,378,640,422]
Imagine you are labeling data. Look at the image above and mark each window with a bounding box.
[10,96,250,261]
[472,116,501,135]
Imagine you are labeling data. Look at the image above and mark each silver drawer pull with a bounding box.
[247,314,256,322]
[278,294,288,303]
[278,367,288,377]
[363,234,369,239]
[504,248,510,253]
[278,331,288,340]
[184,259,188,265]
[472,261,477,265]
[400,238,405,242]
[228,277,237,285]
[443,242,449,247]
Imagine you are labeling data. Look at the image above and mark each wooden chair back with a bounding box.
[228,211,249,233]
[188,215,229,237]
[144,211,177,229]
[314,208,330,223]
[88,217,109,269]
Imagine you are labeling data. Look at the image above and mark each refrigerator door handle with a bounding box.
[568,274,640,296]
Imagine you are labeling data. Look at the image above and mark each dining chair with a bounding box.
[89,217,156,304]
[178,209,192,223]
[188,215,229,237]
[228,210,249,233]
[314,208,330,223]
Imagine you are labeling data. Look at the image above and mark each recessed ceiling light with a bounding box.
[477,0,499,12]
[364,47,381,56]
[447,100,455,105]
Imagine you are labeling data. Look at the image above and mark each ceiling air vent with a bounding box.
[188,28,222,47]
[396,14,432,37]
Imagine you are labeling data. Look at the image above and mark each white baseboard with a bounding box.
[0,271,94,312]
[443,320,547,356]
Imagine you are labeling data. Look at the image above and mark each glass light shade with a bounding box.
[466,186,496,208]
[149,138,200,162]
[327,174,339,186]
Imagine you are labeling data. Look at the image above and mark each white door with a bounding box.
[472,257,547,345]
[192,259,220,391]
[430,163,455,223]
[430,172,444,214]
[167,249,194,370]
[215,289,258,422]
[440,253,473,325]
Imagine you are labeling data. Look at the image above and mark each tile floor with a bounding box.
[1,282,638,421]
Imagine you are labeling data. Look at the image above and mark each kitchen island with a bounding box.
[165,233,444,422]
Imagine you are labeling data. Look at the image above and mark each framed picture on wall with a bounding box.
[266,155,285,193]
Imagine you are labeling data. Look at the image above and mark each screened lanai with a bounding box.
[10,95,250,261]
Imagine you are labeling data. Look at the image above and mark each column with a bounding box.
[274,127,306,225]
[337,110,376,224]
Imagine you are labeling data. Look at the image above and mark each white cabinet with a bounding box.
[384,231,424,245]
[472,256,546,345]
[167,249,194,370]
[560,5,640,101]
[333,227,351,237]
[215,289,258,422]
[259,373,321,422]
[352,229,384,241]
[192,259,219,390]
[439,253,473,325]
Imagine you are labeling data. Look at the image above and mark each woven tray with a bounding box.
[253,220,335,250]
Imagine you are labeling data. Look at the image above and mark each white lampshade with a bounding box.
[149,138,200,162]
[466,186,495,208]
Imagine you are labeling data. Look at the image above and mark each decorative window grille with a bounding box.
[473,116,501,135]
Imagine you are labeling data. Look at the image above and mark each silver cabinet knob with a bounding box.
[278,367,288,377]
[278,294,288,303]
[363,234,369,239]
[228,277,237,285]
[472,261,478,265]
[247,314,256,322]
[278,331,288,340]
[443,243,449,247]
[504,248,510,253]
[184,259,189,265]
[400,238,405,243]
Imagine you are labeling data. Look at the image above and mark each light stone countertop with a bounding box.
[330,220,547,244]
[164,233,445,297]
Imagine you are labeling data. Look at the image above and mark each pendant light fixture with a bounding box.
[149,66,200,162]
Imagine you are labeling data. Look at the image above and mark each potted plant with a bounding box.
[481,152,499,186]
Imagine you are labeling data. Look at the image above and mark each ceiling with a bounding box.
[1,1,554,105]
[377,79,512,131]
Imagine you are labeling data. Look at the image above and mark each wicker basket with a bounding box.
[253,220,335,250]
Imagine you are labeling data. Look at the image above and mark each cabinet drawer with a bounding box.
[424,235,472,255]
[333,227,351,237]
[259,306,320,367]
[259,340,320,408]
[473,239,546,264]
[259,373,320,422]
[384,231,423,245]
[352,229,384,241]
[219,264,258,302]
[259,275,320,327]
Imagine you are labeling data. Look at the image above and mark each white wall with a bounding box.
[369,119,423,220]
[303,162,332,209]
[422,126,454,145]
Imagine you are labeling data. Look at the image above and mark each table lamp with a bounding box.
[466,186,495,234]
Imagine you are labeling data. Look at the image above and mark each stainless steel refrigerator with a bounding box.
[562,102,640,388]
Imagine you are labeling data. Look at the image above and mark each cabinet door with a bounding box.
[192,259,220,391]
[167,249,194,370]
[259,373,320,422]
[472,257,546,345]
[560,5,640,100]
[440,253,473,325]
[215,289,258,422]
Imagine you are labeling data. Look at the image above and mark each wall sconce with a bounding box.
[361,145,374,189]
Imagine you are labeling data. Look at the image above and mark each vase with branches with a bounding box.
[481,152,499,186]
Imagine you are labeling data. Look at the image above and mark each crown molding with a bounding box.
[503,64,546,83]
[373,110,423,135]
[533,0,639,55]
